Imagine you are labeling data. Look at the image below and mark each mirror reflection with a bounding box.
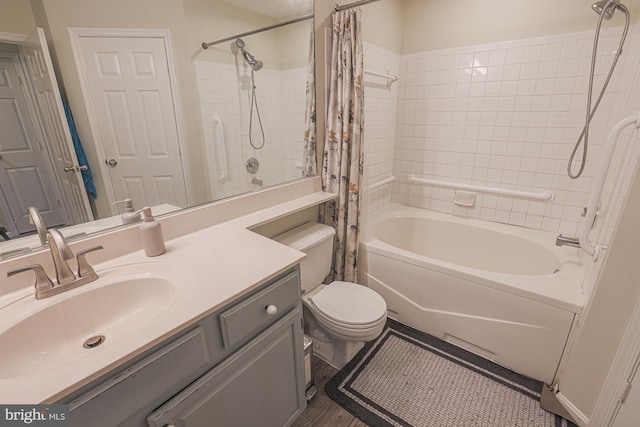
[0,0,315,257]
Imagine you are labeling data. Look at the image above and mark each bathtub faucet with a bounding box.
[555,234,581,248]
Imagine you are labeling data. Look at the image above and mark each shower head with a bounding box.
[235,38,263,71]
[243,51,263,71]
[592,0,621,20]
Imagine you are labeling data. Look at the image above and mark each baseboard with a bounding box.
[555,391,590,426]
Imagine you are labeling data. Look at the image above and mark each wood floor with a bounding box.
[292,356,370,427]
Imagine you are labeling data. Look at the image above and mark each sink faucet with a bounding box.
[47,229,76,285]
[7,229,104,299]
[27,206,47,246]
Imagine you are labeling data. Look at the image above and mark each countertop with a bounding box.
[0,191,335,404]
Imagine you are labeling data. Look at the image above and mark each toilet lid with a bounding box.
[310,281,387,326]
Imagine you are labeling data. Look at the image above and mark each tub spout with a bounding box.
[555,234,581,248]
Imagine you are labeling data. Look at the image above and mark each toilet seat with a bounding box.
[309,281,387,328]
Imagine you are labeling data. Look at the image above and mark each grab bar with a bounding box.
[364,68,398,86]
[578,113,640,261]
[369,175,396,190]
[407,175,555,201]
[213,115,228,183]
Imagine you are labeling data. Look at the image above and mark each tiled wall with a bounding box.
[280,68,308,180]
[363,43,401,213]
[195,62,306,200]
[364,24,640,240]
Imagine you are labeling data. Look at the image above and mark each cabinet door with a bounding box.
[148,308,305,427]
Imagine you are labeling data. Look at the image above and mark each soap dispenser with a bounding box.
[136,207,165,257]
[113,199,141,224]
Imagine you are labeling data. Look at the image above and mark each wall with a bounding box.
[399,0,637,54]
[0,0,35,35]
[391,24,640,238]
[276,19,314,70]
[361,0,403,55]
[361,0,403,213]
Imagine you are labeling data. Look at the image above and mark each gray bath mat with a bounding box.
[326,319,576,427]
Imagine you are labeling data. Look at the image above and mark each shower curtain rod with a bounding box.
[334,0,382,12]
[202,14,313,49]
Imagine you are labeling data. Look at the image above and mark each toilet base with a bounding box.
[311,336,365,370]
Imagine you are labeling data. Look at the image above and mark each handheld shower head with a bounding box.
[235,39,263,71]
[243,52,263,71]
[592,0,621,20]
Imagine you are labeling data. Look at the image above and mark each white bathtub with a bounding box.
[362,203,584,384]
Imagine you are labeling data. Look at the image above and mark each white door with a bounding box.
[20,28,93,224]
[0,51,65,235]
[75,34,187,209]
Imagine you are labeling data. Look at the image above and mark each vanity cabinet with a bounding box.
[62,268,306,427]
[148,310,303,427]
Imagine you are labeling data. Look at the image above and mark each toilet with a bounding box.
[274,222,387,369]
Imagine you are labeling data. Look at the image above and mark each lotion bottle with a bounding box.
[136,207,165,256]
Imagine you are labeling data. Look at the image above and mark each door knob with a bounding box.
[106,159,118,167]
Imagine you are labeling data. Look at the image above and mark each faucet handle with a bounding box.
[76,246,104,278]
[7,264,54,296]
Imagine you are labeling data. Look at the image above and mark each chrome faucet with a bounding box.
[555,234,581,248]
[7,228,103,299]
[27,206,47,245]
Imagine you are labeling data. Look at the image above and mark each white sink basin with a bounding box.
[0,262,184,379]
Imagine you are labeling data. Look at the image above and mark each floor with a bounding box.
[292,356,370,427]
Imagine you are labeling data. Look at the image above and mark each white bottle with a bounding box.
[136,207,165,256]
[113,199,141,224]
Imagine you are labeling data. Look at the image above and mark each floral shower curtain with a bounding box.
[319,8,365,283]
[303,30,317,177]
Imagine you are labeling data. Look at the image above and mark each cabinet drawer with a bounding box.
[220,270,299,348]
[68,327,211,427]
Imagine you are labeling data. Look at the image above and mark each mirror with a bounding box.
[0,0,315,257]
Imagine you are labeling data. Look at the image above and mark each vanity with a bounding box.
[0,179,336,427]
[66,268,304,427]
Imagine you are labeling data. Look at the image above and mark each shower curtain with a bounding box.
[319,7,365,283]
[303,30,317,177]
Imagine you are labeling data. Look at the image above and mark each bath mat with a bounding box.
[325,319,576,427]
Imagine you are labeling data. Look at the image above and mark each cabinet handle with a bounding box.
[266,305,278,315]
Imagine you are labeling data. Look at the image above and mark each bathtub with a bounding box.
[362,203,584,384]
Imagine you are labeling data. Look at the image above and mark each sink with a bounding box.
[0,262,184,379]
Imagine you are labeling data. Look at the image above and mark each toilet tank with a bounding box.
[273,222,336,293]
